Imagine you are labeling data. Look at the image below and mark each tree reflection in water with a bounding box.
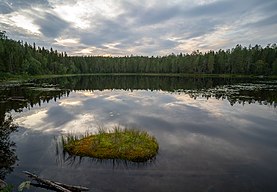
[0,75,276,179]
[0,83,70,180]
[33,76,277,106]
[0,115,18,180]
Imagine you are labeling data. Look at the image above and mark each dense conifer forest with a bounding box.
[1,31,277,76]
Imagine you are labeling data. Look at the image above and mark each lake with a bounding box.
[1,75,277,192]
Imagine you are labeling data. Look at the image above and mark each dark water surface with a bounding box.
[1,75,277,192]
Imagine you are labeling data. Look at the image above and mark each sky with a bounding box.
[0,0,277,56]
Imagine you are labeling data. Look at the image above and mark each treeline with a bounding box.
[1,31,277,75]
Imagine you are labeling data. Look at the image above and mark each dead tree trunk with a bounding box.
[23,171,89,192]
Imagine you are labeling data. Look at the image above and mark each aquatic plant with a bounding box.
[0,184,13,192]
[62,126,159,162]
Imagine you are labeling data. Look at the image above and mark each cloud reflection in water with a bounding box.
[10,88,277,191]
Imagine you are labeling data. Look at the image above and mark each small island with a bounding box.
[62,127,159,162]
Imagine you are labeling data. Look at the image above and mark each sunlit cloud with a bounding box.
[3,12,40,34]
[1,0,276,56]
[75,47,95,55]
[54,37,80,46]
[51,3,91,29]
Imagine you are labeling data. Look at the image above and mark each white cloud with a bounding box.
[1,0,276,56]
[10,14,41,34]
[54,37,80,47]
[52,3,91,29]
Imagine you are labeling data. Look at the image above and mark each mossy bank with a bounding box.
[62,127,159,162]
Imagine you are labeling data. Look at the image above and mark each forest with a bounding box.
[1,31,277,76]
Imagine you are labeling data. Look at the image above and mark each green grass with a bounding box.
[62,126,159,162]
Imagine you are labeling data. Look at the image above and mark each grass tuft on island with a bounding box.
[62,126,159,162]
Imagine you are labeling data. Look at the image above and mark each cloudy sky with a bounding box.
[0,0,277,56]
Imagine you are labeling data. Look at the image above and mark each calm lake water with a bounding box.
[1,75,277,192]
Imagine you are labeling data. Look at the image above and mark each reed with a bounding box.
[62,126,159,162]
